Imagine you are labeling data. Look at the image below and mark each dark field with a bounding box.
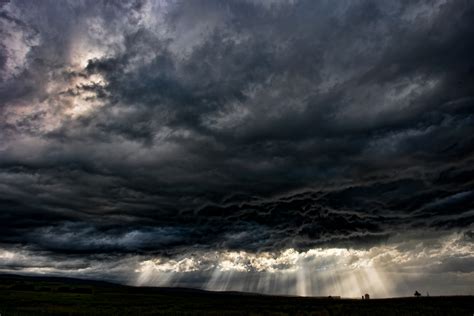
[0,274,472,316]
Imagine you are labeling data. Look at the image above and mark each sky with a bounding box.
[0,0,473,298]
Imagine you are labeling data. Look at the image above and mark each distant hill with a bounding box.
[0,273,473,315]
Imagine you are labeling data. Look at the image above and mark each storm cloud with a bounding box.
[0,0,473,296]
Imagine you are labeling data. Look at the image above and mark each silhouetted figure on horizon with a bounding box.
[364,293,370,300]
[414,291,421,297]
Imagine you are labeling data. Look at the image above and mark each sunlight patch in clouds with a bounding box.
[134,233,474,297]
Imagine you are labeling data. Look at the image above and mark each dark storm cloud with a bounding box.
[0,0,473,270]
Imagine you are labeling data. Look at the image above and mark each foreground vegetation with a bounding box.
[0,274,472,315]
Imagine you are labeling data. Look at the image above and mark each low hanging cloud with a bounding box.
[0,0,473,296]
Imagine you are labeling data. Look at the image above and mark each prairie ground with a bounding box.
[0,274,472,316]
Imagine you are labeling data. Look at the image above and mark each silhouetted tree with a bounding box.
[414,291,421,297]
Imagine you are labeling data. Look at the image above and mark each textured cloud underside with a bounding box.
[0,0,473,296]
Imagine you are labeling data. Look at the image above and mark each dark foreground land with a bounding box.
[0,274,472,316]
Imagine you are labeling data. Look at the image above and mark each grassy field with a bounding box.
[0,274,472,315]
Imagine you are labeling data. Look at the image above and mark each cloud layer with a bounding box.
[0,0,473,296]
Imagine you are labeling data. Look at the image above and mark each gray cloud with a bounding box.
[0,0,473,295]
